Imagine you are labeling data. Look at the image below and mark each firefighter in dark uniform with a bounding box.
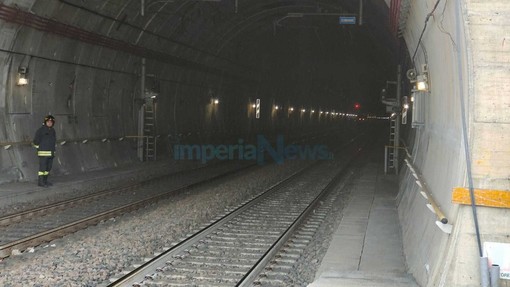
[32,115,56,187]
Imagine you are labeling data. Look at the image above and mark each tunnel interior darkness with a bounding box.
[3,2,510,286]
[0,0,403,179]
[27,0,397,118]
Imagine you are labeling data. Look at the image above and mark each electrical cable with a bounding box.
[454,0,483,258]
[437,0,458,52]
[0,48,217,89]
[57,0,258,73]
[411,0,442,63]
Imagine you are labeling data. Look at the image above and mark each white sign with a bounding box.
[484,242,510,279]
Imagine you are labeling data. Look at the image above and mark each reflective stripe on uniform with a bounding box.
[43,171,49,175]
[38,151,52,156]
[32,144,40,148]
[38,171,44,176]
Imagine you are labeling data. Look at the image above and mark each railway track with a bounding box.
[252,174,351,286]
[107,143,362,287]
[0,129,349,259]
[0,161,254,258]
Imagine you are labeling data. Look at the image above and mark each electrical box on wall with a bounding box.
[412,91,426,128]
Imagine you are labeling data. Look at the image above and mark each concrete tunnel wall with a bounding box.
[0,0,358,183]
[0,0,338,182]
[0,0,509,286]
[397,0,510,286]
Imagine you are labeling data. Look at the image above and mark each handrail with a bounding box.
[390,142,452,233]
[404,158,448,224]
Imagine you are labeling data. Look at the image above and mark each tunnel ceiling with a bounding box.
[8,0,398,114]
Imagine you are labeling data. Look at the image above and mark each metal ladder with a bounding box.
[143,100,157,161]
[388,117,397,170]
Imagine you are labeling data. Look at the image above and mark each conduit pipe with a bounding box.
[453,0,488,285]
[490,265,500,287]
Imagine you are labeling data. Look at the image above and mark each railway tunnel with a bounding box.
[0,0,509,286]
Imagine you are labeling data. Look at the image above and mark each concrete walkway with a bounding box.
[309,163,419,287]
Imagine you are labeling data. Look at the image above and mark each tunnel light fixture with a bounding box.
[311,110,315,113]
[301,109,306,113]
[320,111,323,114]
[252,104,256,108]
[213,98,219,105]
[16,67,28,86]
[274,105,279,110]
[416,74,429,92]
[289,107,294,112]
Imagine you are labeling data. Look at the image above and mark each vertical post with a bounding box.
[140,0,145,16]
[359,0,363,26]
[138,58,146,161]
[141,58,146,98]
[490,264,500,287]
[384,146,388,174]
[235,0,238,13]
[395,65,401,174]
[480,257,490,287]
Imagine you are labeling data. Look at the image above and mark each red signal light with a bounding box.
[354,103,361,110]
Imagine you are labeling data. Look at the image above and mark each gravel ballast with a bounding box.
[0,160,310,286]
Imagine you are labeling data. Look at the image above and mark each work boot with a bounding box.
[38,176,46,187]
[43,175,52,187]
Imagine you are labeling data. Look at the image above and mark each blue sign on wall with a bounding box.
[339,16,357,25]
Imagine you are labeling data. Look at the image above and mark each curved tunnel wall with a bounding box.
[1,1,509,286]
[1,0,384,182]
[397,0,510,286]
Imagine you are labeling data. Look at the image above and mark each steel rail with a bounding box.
[236,147,359,286]
[107,136,363,286]
[0,162,256,258]
[107,161,317,286]
[0,161,228,226]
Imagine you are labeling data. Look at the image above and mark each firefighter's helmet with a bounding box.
[44,115,55,124]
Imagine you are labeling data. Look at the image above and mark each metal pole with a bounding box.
[394,65,402,174]
[140,0,145,16]
[138,58,146,161]
[359,0,363,26]
[141,58,146,98]
[384,146,388,174]
[480,257,490,287]
[490,265,500,287]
